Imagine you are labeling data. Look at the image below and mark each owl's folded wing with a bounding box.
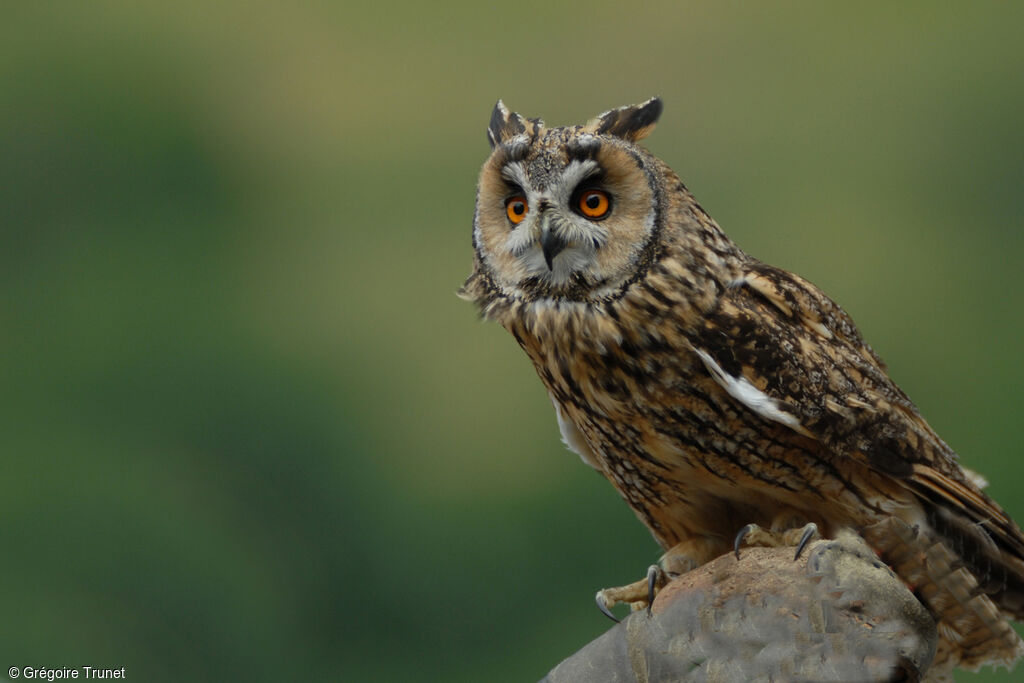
[689,261,1024,567]
[690,260,940,474]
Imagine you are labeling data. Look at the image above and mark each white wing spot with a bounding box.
[693,348,806,433]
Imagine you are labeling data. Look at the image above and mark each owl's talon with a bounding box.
[594,591,621,624]
[794,522,819,561]
[734,523,757,560]
[596,571,660,620]
[645,564,665,615]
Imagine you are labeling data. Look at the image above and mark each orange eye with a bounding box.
[577,189,611,219]
[505,196,528,224]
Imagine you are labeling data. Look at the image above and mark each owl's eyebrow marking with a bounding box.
[560,160,601,193]
[491,136,530,167]
[490,136,530,169]
[503,137,531,161]
[500,162,530,189]
[566,134,602,162]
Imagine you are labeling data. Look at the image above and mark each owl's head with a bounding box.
[465,98,667,307]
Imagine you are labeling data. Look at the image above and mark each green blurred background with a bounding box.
[2,2,1022,681]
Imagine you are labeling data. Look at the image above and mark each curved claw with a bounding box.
[595,591,621,624]
[734,523,756,560]
[793,523,819,561]
[645,565,662,616]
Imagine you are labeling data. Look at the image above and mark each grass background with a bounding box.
[1,2,1022,680]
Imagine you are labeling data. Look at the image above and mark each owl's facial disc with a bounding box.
[499,156,615,283]
[474,129,657,302]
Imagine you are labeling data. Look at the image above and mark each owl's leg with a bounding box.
[595,536,725,617]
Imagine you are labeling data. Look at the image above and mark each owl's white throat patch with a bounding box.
[522,242,596,285]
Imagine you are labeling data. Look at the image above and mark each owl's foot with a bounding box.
[595,536,725,619]
[595,564,667,622]
[595,524,820,619]
[734,521,819,561]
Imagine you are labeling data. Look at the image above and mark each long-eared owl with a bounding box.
[460,98,1024,673]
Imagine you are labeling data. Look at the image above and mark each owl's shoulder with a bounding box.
[727,261,878,360]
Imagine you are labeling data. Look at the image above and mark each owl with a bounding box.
[460,98,1024,673]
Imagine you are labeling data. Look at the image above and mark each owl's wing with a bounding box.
[690,260,932,474]
[690,261,1024,569]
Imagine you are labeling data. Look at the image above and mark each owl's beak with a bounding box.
[540,226,568,270]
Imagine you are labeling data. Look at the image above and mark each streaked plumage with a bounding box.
[461,98,1024,672]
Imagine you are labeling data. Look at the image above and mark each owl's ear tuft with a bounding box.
[486,100,520,148]
[487,100,544,148]
[587,97,663,142]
